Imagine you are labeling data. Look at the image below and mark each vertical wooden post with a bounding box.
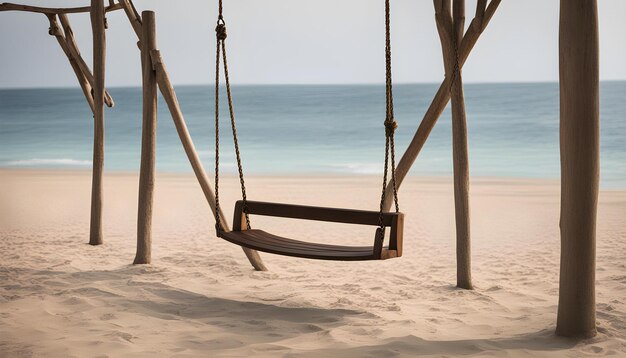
[89,0,106,246]
[134,11,157,264]
[434,0,472,289]
[119,0,267,271]
[556,0,599,338]
[451,0,472,290]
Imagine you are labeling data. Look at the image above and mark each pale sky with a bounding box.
[0,0,625,88]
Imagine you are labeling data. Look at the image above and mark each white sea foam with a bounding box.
[329,162,383,174]
[5,158,92,166]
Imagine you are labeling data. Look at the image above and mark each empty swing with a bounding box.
[212,0,404,261]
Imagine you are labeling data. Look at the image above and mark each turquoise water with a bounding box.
[0,82,624,187]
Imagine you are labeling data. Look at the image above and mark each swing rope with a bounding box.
[214,0,400,243]
[377,0,400,243]
[214,0,250,233]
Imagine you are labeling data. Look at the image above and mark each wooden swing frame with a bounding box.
[0,0,500,272]
[1,0,602,338]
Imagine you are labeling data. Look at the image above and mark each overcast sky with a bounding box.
[0,0,625,88]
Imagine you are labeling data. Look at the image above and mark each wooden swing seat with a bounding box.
[217,200,404,261]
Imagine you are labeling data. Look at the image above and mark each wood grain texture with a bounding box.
[46,14,94,113]
[450,0,472,290]
[233,200,402,227]
[434,0,473,289]
[134,11,157,265]
[556,0,599,338]
[88,0,106,246]
[118,0,142,39]
[58,14,114,108]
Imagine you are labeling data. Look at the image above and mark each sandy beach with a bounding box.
[0,169,624,357]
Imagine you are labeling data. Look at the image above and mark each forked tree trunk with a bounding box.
[134,11,157,264]
[434,0,472,290]
[556,0,599,338]
[383,0,501,210]
[89,0,106,245]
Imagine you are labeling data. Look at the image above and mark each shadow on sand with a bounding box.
[2,265,582,356]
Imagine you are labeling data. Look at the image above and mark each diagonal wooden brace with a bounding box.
[57,14,114,108]
[383,0,501,211]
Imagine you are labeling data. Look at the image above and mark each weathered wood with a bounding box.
[434,0,472,290]
[383,0,501,211]
[118,0,266,271]
[148,49,267,271]
[89,0,106,246]
[0,2,123,14]
[389,214,404,257]
[219,200,404,261]
[134,11,157,265]
[57,14,114,108]
[233,200,402,227]
[556,0,599,338]
[46,14,94,112]
[451,0,472,290]
[118,0,142,39]
[219,230,388,261]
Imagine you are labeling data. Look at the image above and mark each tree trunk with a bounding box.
[451,0,472,290]
[89,0,106,246]
[134,11,157,264]
[434,0,472,290]
[556,0,599,338]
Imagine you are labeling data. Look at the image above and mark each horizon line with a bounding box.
[1,79,625,91]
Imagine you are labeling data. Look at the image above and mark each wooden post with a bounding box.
[451,0,471,290]
[89,0,106,246]
[434,0,472,289]
[118,0,267,271]
[556,0,599,338]
[451,0,472,290]
[150,50,267,271]
[383,0,500,211]
[134,11,157,264]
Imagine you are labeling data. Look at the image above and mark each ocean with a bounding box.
[0,82,624,188]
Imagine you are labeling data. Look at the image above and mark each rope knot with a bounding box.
[215,23,227,41]
[385,119,398,136]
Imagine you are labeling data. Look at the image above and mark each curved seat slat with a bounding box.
[242,229,372,252]
[218,229,379,261]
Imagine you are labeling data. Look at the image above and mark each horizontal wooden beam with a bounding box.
[238,200,402,227]
[0,2,123,14]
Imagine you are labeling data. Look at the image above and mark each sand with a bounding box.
[0,169,624,357]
